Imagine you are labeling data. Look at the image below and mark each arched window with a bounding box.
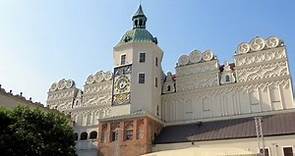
[135,20,138,27]
[89,131,98,139]
[139,19,142,26]
[80,132,88,140]
[225,75,230,82]
[74,133,78,141]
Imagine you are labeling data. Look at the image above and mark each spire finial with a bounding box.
[132,4,147,29]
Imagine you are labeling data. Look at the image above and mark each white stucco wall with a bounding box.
[114,43,164,116]
[161,45,294,124]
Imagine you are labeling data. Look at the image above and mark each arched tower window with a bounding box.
[139,19,143,27]
[135,20,138,27]
[80,132,88,140]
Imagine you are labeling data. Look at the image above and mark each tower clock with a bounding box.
[112,65,132,105]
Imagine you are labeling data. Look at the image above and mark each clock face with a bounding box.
[114,75,130,94]
[112,65,132,105]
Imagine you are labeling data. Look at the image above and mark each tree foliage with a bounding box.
[0,106,76,156]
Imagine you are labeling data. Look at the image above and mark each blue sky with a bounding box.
[0,0,294,104]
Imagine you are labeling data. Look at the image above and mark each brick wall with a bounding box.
[98,116,162,156]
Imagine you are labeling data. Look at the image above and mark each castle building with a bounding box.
[0,84,45,110]
[47,5,295,156]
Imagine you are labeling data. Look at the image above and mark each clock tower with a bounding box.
[112,5,164,117]
[98,5,164,156]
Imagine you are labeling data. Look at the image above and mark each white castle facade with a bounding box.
[46,5,294,156]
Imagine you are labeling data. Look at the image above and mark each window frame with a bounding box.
[269,86,281,103]
[120,54,126,65]
[125,129,133,141]
[259,147,271,156]
[138,73,145,84]
[139,52,146,63]
[89,131,98,139]
[282,146,294,156]
[80,132,88,140]
[139,19,143,27]
[111,129,119,142]
[249,89,260,105]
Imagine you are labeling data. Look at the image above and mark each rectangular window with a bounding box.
[121,54,126,65]
[155,57,158,66]
[270,86,281,102]
[139,53,145,63]
[139,73,145,84]
[125,129,133,140]
[111,130,119,142]
[155,77,158,88]
[283,147,293,156]
[260,148,270,156]
[250,90,259,105]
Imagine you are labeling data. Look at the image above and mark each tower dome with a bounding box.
[116,5,158,47]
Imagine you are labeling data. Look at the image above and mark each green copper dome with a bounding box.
[117,29,157,45]
[116,5,158,47]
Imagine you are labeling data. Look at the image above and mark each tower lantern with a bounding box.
[132,5,147,29]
